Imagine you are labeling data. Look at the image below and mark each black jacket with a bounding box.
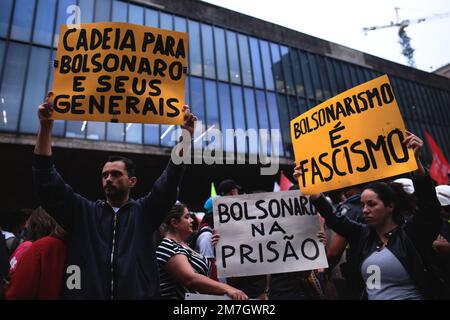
[313,173,447,299]
[33,155,184,299]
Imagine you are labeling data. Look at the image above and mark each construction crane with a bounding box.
[363,7,450,67]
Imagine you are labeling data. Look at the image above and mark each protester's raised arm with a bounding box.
[141,106,196,229]
[34,92,54,156]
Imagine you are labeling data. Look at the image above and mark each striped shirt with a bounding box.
[157,238,210,300]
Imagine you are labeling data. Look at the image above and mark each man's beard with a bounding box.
[104,185,128,200]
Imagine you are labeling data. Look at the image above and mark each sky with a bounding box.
[202,0,450,72]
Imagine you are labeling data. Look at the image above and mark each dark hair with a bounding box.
[163,203,188,232]
[200,212,214,228]
[362,182,415,224]
[107,155,136,177]
[0,208,32,234]
[190,213,199,232]
[26,207,67,242]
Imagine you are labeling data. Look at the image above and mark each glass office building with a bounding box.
[1,0,449,210]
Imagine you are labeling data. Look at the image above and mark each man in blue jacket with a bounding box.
[33,92,196,299]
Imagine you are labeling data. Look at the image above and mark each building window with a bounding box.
[266,92,284,156]
[288,95,299,119]
[290,49,305,98]
[214,27,229,82]
[270,42,285,94]
[160,12,172,30]
[144,124,159,145]
[129,4,144,24]
[0,42,29,132]
[217,82,234,152]
[307,53,323,101]
[0,40,5,77]
[174,16,186,32]
[255,90,270,156]
[324,57,338,96]
[20,47,51,134]
[107,122,124,142]
[280,46,295,96]
[79,0,94,23]
[33,0,56,46]
[205,80,219,130]
[316,55,331,99]
[188,20,202,77]
[190,76,205,129]
[94,0,111,23]
[259,40,274,91]
[10,0,36,42]
[238,34,253,87]
[0,0,14,38]
[231,85,246,153]
[112,0,127,22]
[249,37,264,89]
[243,88,258,154]
[297,50,314,100]
[275,94,291,157]
[201,24,216,79]
[226,30,241,84]
[145,8,158,27]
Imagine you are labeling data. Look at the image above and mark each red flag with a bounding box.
[424,130,450,185]
[280,171,293,191]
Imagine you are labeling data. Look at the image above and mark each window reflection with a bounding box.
[290,49,305,98]
[270,43,284,93]
[112,0,127,22]
[297,51,314,100]
[94,0,111,23]
[244,88,258,154]
[79,0,94,23]
[226,31,241,84]
[20,47,50,134]
[204,80,219,129]
[231,85,246,153]
[145,8,158,27]
[214,27,228,82]
[0,0,13,37]
[249,37,264,89]
[266,92,284,156]
[218,83,234,153]
[188,20,202,76]
[238,34,253,86]
[0,40,5,77]
[259,40,274,90]
[33,0,56,46]
[129,4,144,24]
[276,94,292,157]
[280,46,295,95]
[255,90,270,156]
[201,24,216,79]
[11,0,36,42]
[0,42,29,132]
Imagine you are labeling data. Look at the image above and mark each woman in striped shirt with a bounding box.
[156,203,248,300]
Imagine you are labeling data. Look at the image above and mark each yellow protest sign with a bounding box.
[51,22,188,125]
[290,75,417,194]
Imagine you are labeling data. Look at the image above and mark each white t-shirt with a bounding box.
[196,227,214,259]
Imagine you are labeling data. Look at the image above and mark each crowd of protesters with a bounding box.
[0,92,449,300]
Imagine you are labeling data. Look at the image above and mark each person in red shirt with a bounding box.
[6,207,67,300]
